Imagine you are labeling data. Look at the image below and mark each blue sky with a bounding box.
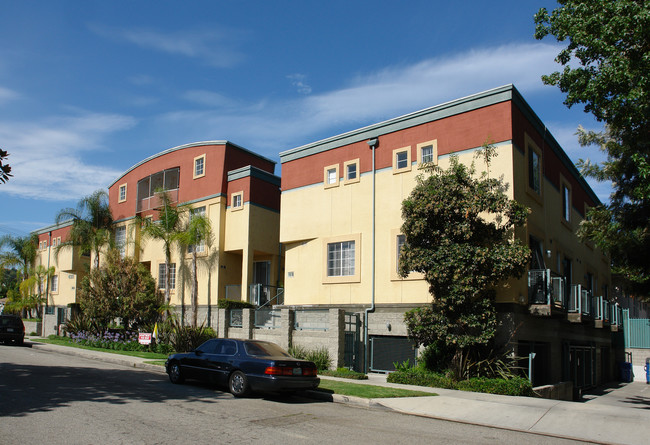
[0,0,609,238]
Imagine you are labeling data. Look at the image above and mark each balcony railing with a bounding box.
[568,284,593,316]
[528,269,567,309]
[250,284,284,307]
[136,189,179,213]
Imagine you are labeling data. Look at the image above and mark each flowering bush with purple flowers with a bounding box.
[69,329,172,353]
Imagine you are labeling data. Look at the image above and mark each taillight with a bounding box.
[302,367,317,376]
[265,366,293,376]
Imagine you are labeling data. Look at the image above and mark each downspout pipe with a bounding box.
[364,137,379,373]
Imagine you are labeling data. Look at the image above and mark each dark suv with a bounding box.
[0,314,25,345]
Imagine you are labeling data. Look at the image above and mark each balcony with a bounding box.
[568,285,594,323]
[136,189,179,213]
[528,269,567,316]
[610,303,624,332]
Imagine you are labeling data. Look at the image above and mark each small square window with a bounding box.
[118,183,127,203]
[193,154,206,179]
[396,152,408,169]
[392,147,412,173]
[346,163,356,180]
[324,164,339,188]
[231,191,243,211]
[343,159,360,185]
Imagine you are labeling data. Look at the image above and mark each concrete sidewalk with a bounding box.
[27,338,650,445]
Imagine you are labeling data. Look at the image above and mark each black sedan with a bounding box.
[165,338,320,397]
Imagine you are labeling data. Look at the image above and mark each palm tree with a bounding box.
[177,210,213,327]
[55,190,113,269]
[139,191,185,306]
[0,234,38,281]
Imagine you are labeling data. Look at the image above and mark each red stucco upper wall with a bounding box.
[511,104,596,216]
[227,175,280,211]
[281,102,513,191]
[109,142,276,221]
[37,225,71,244]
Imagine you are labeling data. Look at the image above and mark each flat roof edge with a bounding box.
[279,84,515,163]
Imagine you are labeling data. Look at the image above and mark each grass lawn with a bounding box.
[34,337,168,360]
[316,380,435,399]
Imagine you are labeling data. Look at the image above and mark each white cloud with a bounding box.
[0,86,19,104]
[182,90,238,108]
[156,42,565,150]
[0,112,136,200]
[287,74,312,95]
[89,24,245,68]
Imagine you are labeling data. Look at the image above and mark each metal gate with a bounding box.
[344,313,361,371]
[370,336,417,373]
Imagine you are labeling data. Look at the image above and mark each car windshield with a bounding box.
[244,341,291,357]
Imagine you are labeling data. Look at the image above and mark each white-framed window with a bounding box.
[392,147,412,173]
[324,164,339,188]
[50,275,58,293]
[561,179,571,223]
[343,159,360,185]
[322,234,361,284]
[188,206,206,254]
[158,263,176,290]
[396,234,406,273]
[118,183,127,203]
[231,191,243,210]
[417,140,437,165]
[193,154,206,179]
[115,225,127,258]
[526,134,542,197]
[327,241,355,277]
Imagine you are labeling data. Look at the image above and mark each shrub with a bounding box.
[388,368,455,389]
[168,319,214,352]
[456,376,535,397]
[319,368,368,380]
[217,299,255,310]
[289,345,332,371]
[387,367,535,397]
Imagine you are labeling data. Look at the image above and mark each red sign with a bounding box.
[138,333,152,345]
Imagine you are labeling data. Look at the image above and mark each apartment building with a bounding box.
[107,141,282,326]
[33,220,89,336]
[279,85,616,388]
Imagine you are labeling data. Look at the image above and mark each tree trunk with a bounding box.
[192,252,198,327]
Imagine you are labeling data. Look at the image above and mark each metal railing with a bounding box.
[569,284,582,313]
[294,309,329,331]
[254,308,281,329]
[250,284,284,307]
[527,269,567,309]
[136,189,178,212]
[229,309,243,328]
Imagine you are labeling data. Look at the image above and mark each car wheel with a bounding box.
[168,361,184,384]
[16,337,23,346]
[229,370,249,397]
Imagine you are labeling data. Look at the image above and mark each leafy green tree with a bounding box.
[55,190,113,269]
[0,149,12,184]
[535,0,650,292]
[0,268,19,300]
[399,156,530,379]
[79,249,163,331]
[0,234,39,281]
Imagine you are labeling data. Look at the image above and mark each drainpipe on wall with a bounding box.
[364,137,379,373]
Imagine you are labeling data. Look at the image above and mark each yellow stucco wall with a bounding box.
[281,142,609,307]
